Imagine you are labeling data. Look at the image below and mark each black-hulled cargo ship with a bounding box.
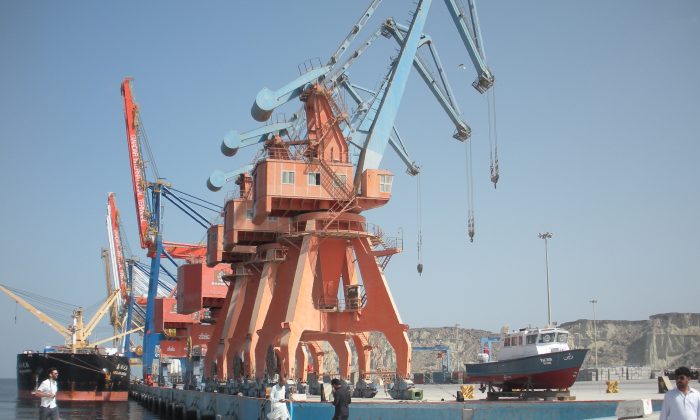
[17,350,130,401]
[0,283,135,402]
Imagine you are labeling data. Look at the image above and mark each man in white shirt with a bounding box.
[660,366,700,420]
[267,374,290,420]
[34,367,60,420]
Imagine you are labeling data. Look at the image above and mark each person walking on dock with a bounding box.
[268,374,290,420]
[330,378,351,420]
[660,366,700,420]
[34,367,60,420]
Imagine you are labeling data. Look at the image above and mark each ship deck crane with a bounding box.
[0,283,142,351]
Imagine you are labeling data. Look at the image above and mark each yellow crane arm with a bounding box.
[82,290,121,339]
[0,283,72,340]
[89,326,144,347]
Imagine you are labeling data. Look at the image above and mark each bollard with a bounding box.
[175,404,186,420]
[457,385,474,401]
[658,376,672,393]
[185,408,198,420]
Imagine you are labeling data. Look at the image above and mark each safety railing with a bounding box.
[316,291,367,312]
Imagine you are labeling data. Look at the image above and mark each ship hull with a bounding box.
[17,352,130,401]
[465,349,589,390]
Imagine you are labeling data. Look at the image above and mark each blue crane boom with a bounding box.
[383,20,470,140]
[354,0,493,187]
[353,0,432,187]
[214,0,493,195]
[220,119,297,157]
[252,0,385,123]
[444,0,493,92]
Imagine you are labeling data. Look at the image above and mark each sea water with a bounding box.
[0,378,160,420]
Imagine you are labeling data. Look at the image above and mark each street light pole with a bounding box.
[538,232,553,326]
[590,298,599,378]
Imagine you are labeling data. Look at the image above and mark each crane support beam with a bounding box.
[221,120,297,157]
[251,65,332,122]
[442,0,493,93]
[329,27,384,86]
[388,126,420,175]
[340,79,419,175]
[385,21,471,140]
[90,326,145,348]
[82,290,121,340]
[328,0,384,65]
[354,0,433,188]
[208,164,254,192]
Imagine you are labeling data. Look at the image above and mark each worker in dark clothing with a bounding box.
[330,378,351,420]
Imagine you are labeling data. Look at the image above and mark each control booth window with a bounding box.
[282,170,295,185]
[333,173,347,188]
[379,174,393,193]
[308,172,321,186]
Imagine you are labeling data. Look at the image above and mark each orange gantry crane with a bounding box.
[203,0,494,400]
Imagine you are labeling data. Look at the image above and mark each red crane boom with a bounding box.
[121,78,152,251]
[107,192,130,303]
[121,77,208,263]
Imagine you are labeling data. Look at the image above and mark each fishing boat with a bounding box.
[465,326,588,391]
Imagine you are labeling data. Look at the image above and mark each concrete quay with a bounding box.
[130,379,666,419]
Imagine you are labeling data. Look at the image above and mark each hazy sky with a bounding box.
[1,1,698,378]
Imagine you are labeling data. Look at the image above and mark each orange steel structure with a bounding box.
[205,84,408,382]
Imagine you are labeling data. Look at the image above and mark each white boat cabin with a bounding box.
[497,327,571,361]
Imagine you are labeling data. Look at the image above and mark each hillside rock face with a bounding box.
[560,313,700,369]
[317,313,699,375]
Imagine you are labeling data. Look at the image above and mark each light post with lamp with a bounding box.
[538,232,553,326]
[590,298,599,379]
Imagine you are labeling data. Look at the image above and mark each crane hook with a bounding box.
[468,215,475,243]
[490,160,499,189]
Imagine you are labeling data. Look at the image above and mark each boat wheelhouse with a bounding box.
[498,326,571,361]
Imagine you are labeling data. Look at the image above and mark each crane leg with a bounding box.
[352,332,372,380]
[295,344,309,383]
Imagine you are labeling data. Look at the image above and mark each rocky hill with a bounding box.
[317,313,700,375]
[561,313,700,369]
